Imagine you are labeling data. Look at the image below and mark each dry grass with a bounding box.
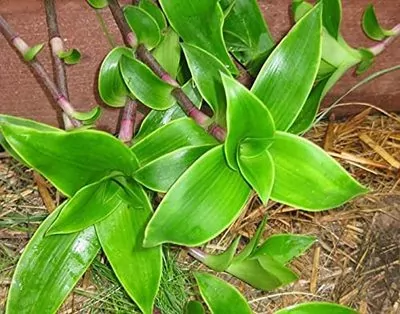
[1,109,399,313]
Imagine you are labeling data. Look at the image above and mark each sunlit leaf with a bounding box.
[58,48,81,65]
[144,145,251,247]
[274,302,358,314]
[251,5,322,131]
[159,0,238,74]
[185,300,205,314]
[139,0,167,31]
[6,205,100,313]
[201,237,241,271]
[362,4,395,41]
[70,106,102,124]
[23,43,44,61]
[195,273,252,314]
[269,132,368,211]
[87,0,108,9]
[292,0,313,22]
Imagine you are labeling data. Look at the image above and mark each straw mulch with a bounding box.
[1,108,399,314]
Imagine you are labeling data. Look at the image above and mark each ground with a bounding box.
[0,110,399,314]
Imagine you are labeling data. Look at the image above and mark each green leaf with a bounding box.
[134,144,215,193]
[58,48,81,65]
[152,28,181,79]
[70,106,102,124]
[362,4,395,41]
[131,118,217,166]
[0,123,138,197]
[269,132,368,211]
[23,43,44,61]
[185,300,205,314]
[124,5,161,49]
[318,0,341,39]
[182,43,231,122]
[292,0,313,22]
[251,5,322,131]
[139,0,167,31]
[201,236,241,271]
[159,0,238,75]
[356,48,375,75]
[98,47,133,107]
[86,0,108,9]
[120,55,175,110]
[252,234,316,264]
[144,145,251,247]
[46,179,126,235]
[135,80,202,140]
[195,273,252,314]
[222,74,274,169]
[96,182,162,314]
[6,205,100,313]
[274,302,358,314]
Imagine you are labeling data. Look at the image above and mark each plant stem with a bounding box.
[369,23,400,56]
[118,98,137,144]
[108,0,137,48]
[0,14,81,127]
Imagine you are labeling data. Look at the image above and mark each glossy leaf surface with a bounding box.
[58,48,81,65]
[120,55,175,110]
[98,47,133,107]
[159,0,238,74]
[96,183,162,314]
[362,4,394,41]
[139,0,167,31]
[251,5,322,131]
[195,272,252,314]
[71,106,102,124]
[0,123,138,197]
[124,5,161,49]
[318,0,341,39]
[274,302,358,314]
[6,205,100,313]
[144,145,251,247]
[23,43,44,61]
[134,145,215,192]
[269,132,368,211]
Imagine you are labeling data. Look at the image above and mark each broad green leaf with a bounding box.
[144,145,251,247]
[98,47,133,107]
[362,4,395,41]
[70,106,102,124]
[120,55,175,110]
[251,5,322,131]
[195,273,252,314]
[134,145,215,193]
[182,43,231,122]
[222,74,274,169]
[0,123,138,197]
[238,150,274,204]
[152,28,181,79]
[159,0,238,75]
[223,0,275,75]
[6,205,100,314]
[124,5,161,49]
[87,0,108,9]
[292,0,313,22]
[252,234,316,264]
[318,0,341,39]
[96,182,162,314]
[131,118,217,166]
[135,80,202,140]
[185,300,205,314]
[23,43,44,61]
[274,302,358,314]
[46,179,126,235]
[58,48,81,65]
[201,236,241,271]
[269,132,368,211]
[139,0,167,31]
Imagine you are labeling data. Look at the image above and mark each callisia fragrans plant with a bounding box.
[0,0,398,313]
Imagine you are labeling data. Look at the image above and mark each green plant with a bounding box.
[0,0,398,313]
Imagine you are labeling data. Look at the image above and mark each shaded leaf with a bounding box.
[144,145,251,247]
[292,0,313,22]
[251,5,322,131]
[362,4,395,41]
[71,106,102,124]
[139,0,167,31]
[274,302,358,314]
[58,48,81,65]
[269,132,368,211]
[318,0,341,39]
[185,300,205,314]
[356,48,375,75]
[201,236,241,272]
[195,272,252,314]
[6,205,100,314]
[23,43,44,61]
[87,0,108,9]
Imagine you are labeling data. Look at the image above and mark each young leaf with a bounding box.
[23,43,44,61]
[0,123,138,197]
[95,183,162,314]
[124,5,161,49]
[99,47,133,107]
[46,179,126,235]
[269,132,368,211]
[87,0,108,9]
[194,273,252,314]
[318,0,342,39]
[144,145,251,247]
[152,28,181,79]
[182,43,231,122]
[251,4,322,131]
[222,74,275,169]
[70,106,102,124]
[139,0,167,31]
[134,144,216,193]
[274,302,358,314]
[356,48,375,75]
[362,4,395,41]
[120,55,175,110]
[185,300,205,314]
[159,0,238,75]
[6,205,100,314]
[201,236,241,272]
[58,48,81,65]
[131,118,217,166]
